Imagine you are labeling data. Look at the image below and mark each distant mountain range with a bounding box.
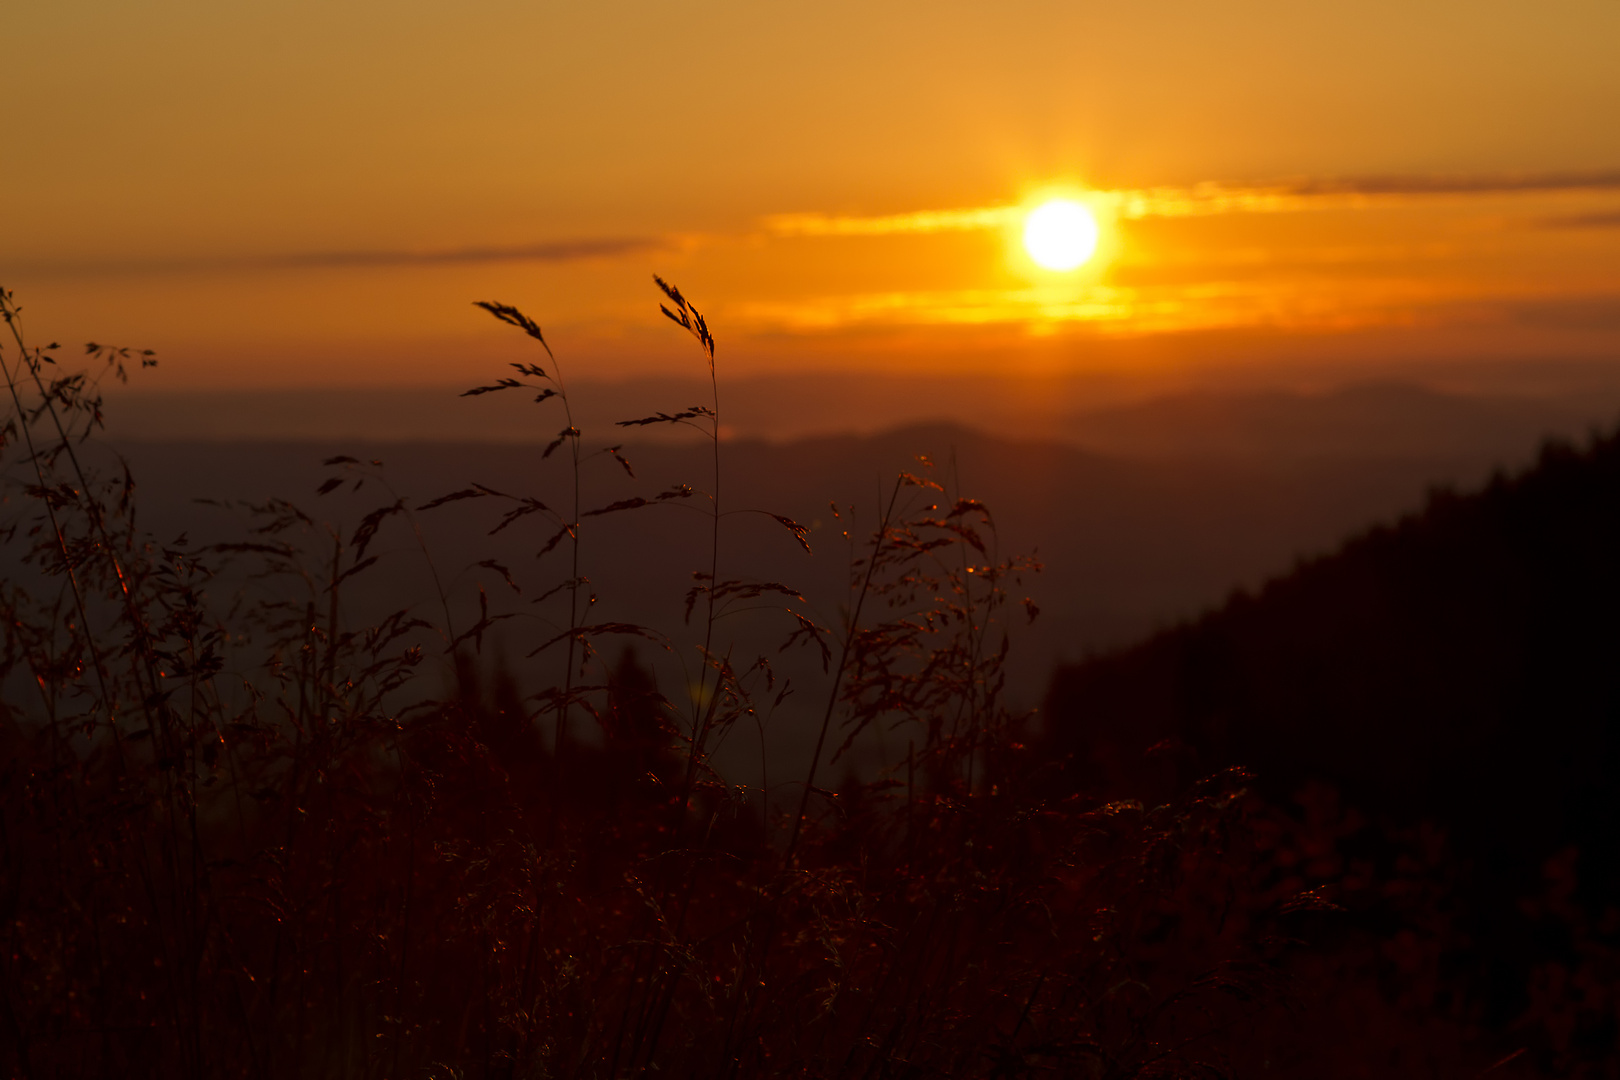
[99,378,1620,667]
[110,414,1562,684]
[1060,381,1614,462]
[105,377,1620,467]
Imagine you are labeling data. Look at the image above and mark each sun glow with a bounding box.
[1023,199,1099,271]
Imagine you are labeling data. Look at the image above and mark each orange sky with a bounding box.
[6,0,1620,394]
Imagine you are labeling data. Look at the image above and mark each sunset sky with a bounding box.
[7,0,1620,396]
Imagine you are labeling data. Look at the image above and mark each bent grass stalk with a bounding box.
[647,275,724,836]
[468,301,586,756]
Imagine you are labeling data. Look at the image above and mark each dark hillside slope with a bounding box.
[1036,430,1620,861]
[1047,430,1620,832]
[1044,429,1620,1045]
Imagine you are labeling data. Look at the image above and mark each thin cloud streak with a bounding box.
[763,169,1620,238]
[12,237,665,278]
[732,280,1620,340]
[1541,211,1620,230]
[273,237,664,268]
[1288,169,1620,196]
[765,207,1021,237]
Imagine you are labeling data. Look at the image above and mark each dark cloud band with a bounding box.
[1284,170,1620,197]
[1540,211,1620,230]
[9,237,664,278]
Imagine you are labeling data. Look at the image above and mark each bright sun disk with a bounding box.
[1023,199,1099,271]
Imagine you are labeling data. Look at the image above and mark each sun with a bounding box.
[1023,198,1099,271]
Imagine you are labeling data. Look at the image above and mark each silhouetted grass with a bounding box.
[1,282,1327,1079]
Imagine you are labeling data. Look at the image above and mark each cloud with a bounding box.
[756,189,1303,238]
[12,237,665,277]
[1506,295,1620,332]
[761,170,1620,238]
[763,207,1020,237]
[729,279,1426,337]
[1283,170,1620,197]
[1540,210,1620,230]
[268,237,663,269]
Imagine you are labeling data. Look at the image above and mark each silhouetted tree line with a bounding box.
[1045,425,1620,1074]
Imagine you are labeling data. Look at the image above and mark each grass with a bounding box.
[0,281,1316,1079]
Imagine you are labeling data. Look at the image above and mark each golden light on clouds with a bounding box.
[732,174,1620,347]
[1022,199,1100,271]
[7,0,1618,389]
[758,182,1339,242]
[10,168,1620,387]
[762,206,1020,238]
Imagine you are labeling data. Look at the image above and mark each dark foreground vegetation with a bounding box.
[0,281,1604,1078]
[1049,421,1620,1075]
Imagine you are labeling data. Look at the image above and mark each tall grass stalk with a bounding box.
[465,301,588,755]
[643,275,724,836]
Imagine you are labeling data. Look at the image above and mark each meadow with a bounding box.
[0,281,1581,1078]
